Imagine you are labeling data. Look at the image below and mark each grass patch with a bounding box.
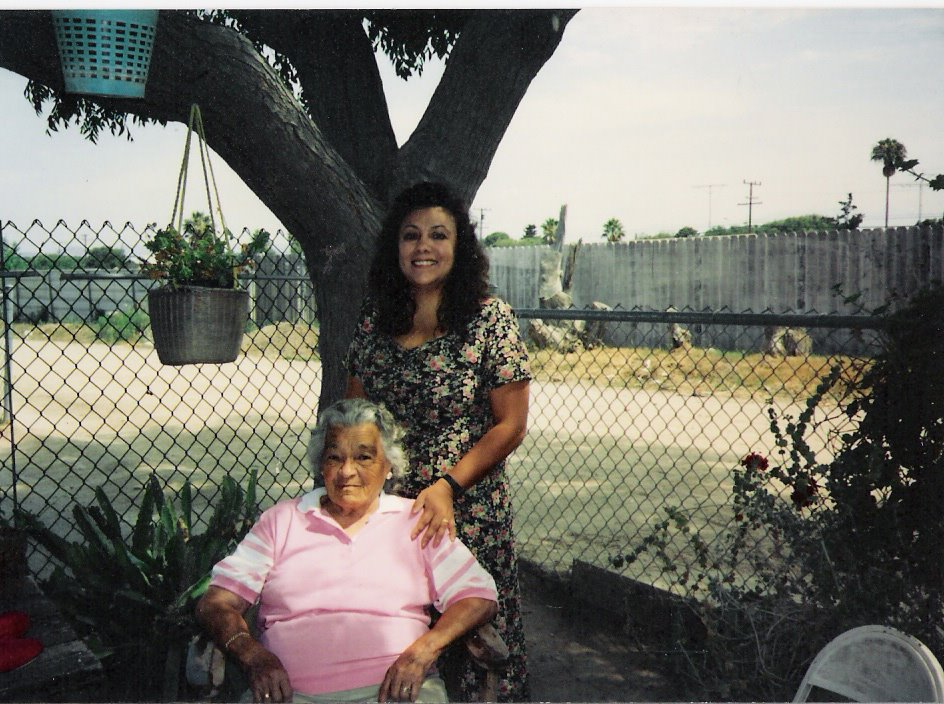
[528,345,867,403]
[12,318,865,399]
[241,321,320,361]
[20,321,100,346]
[12,320,320,362]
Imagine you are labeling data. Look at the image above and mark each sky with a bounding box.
[2,6,943,251]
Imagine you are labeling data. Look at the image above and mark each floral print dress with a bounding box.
[346,296,531,702]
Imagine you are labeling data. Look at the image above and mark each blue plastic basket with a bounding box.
[51,10,158,99]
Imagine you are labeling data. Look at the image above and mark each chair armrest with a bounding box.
[464,623,509,668]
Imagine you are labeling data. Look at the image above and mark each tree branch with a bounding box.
[0,11,380,249]
[231,10,399,196]
[0,11,62,88]
[895,157,944,192]
[393,9,578,203]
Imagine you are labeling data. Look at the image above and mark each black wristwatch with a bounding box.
[441,474,465,498]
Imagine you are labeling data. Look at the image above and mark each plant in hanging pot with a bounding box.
[143,216,269,365]
[143,105,270,365]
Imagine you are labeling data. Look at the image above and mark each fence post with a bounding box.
[0,220,18,510]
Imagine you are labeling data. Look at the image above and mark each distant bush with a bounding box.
[486,236,544,248]
[484,232,513,247]
[95,309,150,344]
[78,245,131,270]
[704,215,837,237]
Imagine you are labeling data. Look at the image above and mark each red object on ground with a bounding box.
[0,612,30,640]
[0,638,43,672]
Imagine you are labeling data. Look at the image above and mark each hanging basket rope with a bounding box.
[147,103,249,366]
[170,103,229,245]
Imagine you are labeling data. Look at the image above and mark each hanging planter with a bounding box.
[51,9,159,99]
[142,104,269,366]
[148,287,249,366]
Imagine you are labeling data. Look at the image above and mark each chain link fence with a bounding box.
[1,220,881,595]
[509,307,879,593]
[0,220,320,578]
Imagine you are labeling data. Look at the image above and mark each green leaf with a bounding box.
[114,588,161,609]
[244,470,258,521]
[158,502,178,548]
[93,486,125,541]
[174,573,213,610]
[14,509,75,565]
[131,475,159,554]
[181,481,193,535]
[73,505,116,560]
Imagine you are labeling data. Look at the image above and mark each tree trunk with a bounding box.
[0,9,578,406]
[885,176,891,229]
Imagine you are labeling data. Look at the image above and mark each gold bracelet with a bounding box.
[224,631,251,651]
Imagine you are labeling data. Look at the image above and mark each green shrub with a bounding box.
[616,285,944,700]
[17,472,259,701]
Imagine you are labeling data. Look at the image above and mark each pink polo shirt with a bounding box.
[210,489,498,694]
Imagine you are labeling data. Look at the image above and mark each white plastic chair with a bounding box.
[793,625,944,702]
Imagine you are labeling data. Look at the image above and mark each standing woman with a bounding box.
[345,182,531,701]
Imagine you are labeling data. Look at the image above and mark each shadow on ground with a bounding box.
[522,567,693,703]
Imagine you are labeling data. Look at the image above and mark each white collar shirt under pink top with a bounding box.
[209,489,498,695]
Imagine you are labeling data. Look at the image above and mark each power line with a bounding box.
[893,182,924,221]
[693,184,726,230]
[739,180,763,232]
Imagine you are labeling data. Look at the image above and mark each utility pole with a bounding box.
[476,207,490,240]
[739,180,762,232]
[893,182,923,222]
[693,184,726,231]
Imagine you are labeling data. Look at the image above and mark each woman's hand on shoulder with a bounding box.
[410,479,456,548]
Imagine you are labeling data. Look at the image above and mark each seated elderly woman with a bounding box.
[195,398,498,703]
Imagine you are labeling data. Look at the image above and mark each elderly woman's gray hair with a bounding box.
[307,398,408,490]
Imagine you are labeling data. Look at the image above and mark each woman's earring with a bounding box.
[386,471,393,479]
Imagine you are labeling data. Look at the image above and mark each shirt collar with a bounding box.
[297,487,399,515]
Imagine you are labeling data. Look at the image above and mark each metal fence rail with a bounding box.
[1,220,882,595]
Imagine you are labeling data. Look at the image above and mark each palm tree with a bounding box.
[602,217,626,243]
[870,138,907,228]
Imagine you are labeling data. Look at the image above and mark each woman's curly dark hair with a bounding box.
[367,181,490,337]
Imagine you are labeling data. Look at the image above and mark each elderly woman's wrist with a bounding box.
[225,631,262,665]
[224,630,251,651]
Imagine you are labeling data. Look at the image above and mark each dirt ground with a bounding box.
[521,569,690,703]
[2,338,828,701]
[3,337,850,585]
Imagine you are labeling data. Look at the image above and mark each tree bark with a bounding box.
[0,8,577,406]
[231,10,399,197]
[394,10,577,201]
